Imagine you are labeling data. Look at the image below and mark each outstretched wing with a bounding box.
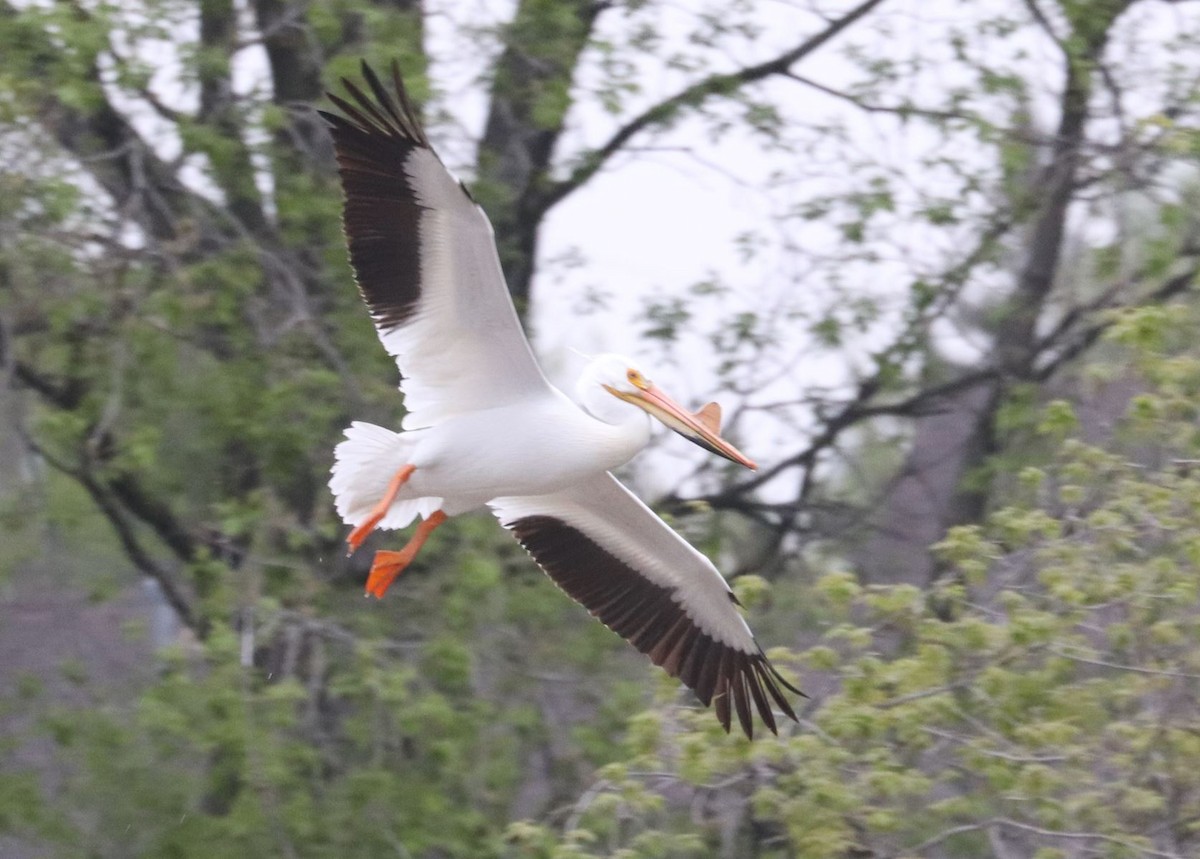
[320,62,552,429]
[491,473,800,738]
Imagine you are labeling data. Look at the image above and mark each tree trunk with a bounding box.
[856,3,1129,586]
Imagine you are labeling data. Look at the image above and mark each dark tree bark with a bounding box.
[474,0,606,314]
[856,1,1133,586]
[857,382,998,586]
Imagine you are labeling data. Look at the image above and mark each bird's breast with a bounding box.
[409,397,647,501]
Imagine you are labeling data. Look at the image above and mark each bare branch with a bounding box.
[994,818,1184,859]
[1020,0,1067,56]
[17,427,203,634]
[785,71,985,126]
[533,0,889,216]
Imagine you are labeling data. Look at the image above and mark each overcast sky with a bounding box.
[103,0,1200,495]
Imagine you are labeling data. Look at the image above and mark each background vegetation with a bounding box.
[2,0,1200,856]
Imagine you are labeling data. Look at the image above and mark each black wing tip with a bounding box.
[700,652,796,740]
[506,514,802,741]
[360,61,400,122]
[758,642,805,697]
[681,639,801,739]
[357,58,401,94]
[316,108,339,127]
[323,58,431,150]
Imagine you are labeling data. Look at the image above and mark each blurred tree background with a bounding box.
[2,0,1200,856]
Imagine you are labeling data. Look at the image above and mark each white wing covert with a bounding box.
[491,473,799,737]
[320,62,551,429]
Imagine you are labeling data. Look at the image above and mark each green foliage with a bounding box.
[518,308,1200,856]
[0,1,654,853]
[2,518,649,858]
[4,1,1200,857]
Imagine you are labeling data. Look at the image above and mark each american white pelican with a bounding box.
[321,62,800,737]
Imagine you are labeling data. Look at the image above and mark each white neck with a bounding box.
[574,387,652,469]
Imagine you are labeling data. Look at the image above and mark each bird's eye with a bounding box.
[626,369,648,389]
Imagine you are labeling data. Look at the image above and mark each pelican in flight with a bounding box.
[321,62,799,737]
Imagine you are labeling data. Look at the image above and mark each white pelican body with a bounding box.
[416,398,648,505]
[334,390,647,520]
[322,63,799,738]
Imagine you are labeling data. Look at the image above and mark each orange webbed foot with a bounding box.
[363,510,448,599]
[365,550,410,599]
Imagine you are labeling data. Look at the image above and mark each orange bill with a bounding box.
[609,384,756,470]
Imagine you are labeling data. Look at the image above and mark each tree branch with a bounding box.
[17,428,203,634]
[533,0,890,217]
[475,0,609,310]
[197,0,270,235]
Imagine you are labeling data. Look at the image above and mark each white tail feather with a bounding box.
[329,422,442,530]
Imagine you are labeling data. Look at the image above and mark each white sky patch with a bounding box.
[522,0,1199,497]
[31,0,1200,502]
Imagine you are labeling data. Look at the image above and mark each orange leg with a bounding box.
[346,464,416,555]
[365,510,448,599]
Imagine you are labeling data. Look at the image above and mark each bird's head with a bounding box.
[577,354,756,470]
